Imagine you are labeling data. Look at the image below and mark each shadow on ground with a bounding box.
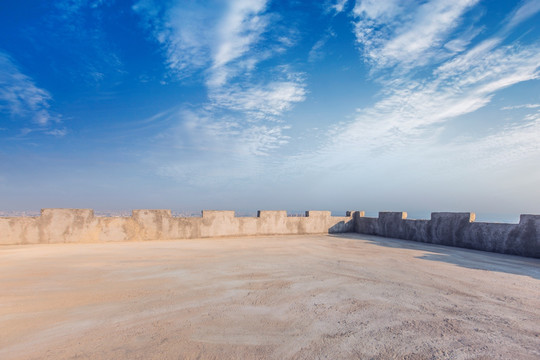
[330,233,540,280]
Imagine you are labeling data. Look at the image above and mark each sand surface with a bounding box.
[0,234,539,359]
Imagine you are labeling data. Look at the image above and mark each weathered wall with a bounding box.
[0,209,354,245]
[354,212,540,258]
[1,208,538,258]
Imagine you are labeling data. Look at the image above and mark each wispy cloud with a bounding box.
[133,0,273,88]
[133,0,215,79]
[353,0,480,70]
[209,71,306,120]
[208,0,269,87]
[501,103,540,110]
[319,42,540,162]
[0,52,55,126]
[152,83,301,180]
[301,1,540,175]
[450,110,540,167]
[133,0,308,183]
[151,108,291,185]
[325,0,349,15]
[308,29,336,63]
[45,128,67,137]
[133,0,540,196]
[503,0,540,31]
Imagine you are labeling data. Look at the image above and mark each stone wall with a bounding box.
[0,209,354,245]
[354,212,540,258]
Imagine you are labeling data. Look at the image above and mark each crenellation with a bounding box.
[346,210,364,217]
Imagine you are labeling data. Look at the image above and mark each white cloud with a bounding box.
[317,0,539,170]
[353,0,403,20]
[504,0,540,31]
[308,29,336,63]
[45,128,67,137]
[134,0,308,181]
[210,75,306,120]
[353,0,480,69]
[501,104,540,110]
[435,40,540,93]
[0,52,55,126]
[133,0,271,88]
[452,111,540,167]
[443,25,483,54]
[133,0,215,78]
[165,90,298,158]
[303,35,540,172]
[208,0,269,87]
[154,108,291,185]
[326,0,348,14]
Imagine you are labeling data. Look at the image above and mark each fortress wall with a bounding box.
[0,208,355,245]
[354,212,540,258]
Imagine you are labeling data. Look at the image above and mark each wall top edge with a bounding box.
[1,210,537,226]
[355,212,539,225]
[0,209,356,219]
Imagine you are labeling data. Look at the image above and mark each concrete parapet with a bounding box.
[202,210,235,219]
[430,212,475,247]
[378,212,407,239]
[0,208,354,245]
[0,216,40,245]
[306,211,331,218]
[132,209,173,240]
[40,209,98,244]
[257,210,287,219]
[1,208,538,257]
[355,211,539,258]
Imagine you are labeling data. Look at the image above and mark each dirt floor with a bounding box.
[0,234,539,360]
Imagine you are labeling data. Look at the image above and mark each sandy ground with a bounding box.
[0,234,539,360]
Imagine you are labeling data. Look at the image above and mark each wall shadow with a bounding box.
[328,219,354,233]
[329,233,540,280]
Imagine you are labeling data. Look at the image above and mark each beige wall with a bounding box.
[0,209,356,245]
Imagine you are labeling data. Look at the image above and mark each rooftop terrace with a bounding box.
[1,234,539,359]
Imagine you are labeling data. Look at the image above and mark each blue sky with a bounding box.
[1,0,540,220]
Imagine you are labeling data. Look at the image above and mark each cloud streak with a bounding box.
[300,0,540,177]
[328,42,539,155]
[133,0,274,88]
[501,104,540,110]
[210,72,306,120]
[133,0,308,182]
[133,0,215,79]
[0,52,55,126]
[151,108,291,186]
[208,0,269,87]
[325,0,349,15]
[353,0,480,70]
[504,0,540,31]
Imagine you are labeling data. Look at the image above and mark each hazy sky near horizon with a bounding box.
[1,0,540,217]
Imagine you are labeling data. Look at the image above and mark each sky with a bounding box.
[1,0,540,221]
